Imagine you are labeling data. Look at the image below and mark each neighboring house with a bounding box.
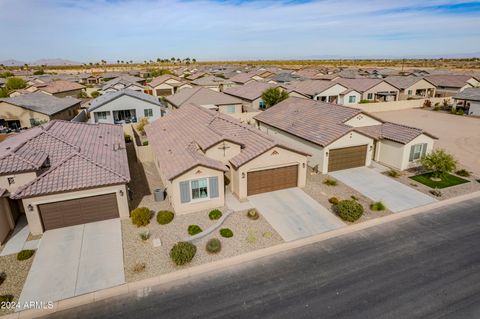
[145,75,192,97]
[293,68,323,79]
[145,104,308,214]
[286,80,349,103]
[424,75,479,97]
[89,89,164,124]
[334,78,400,102]
[254,97,436,173]
[190,75,236,92]
[229,72,258,85]
[77,73,100,85]
[385,76,436,100]
[186,72,207,81]
[0,92,81,129]
[165,87,244,114]
[35,80,85,98]
[452,87,480,116]
[0,120,130,235]
[267,72,306,84]
[101,76,145,94]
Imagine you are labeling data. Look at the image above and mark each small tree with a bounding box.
[91,91,101,98]
[261,87,289,108]
[421,149,457,179]
[136,117,149,135]
[5,77,26,90]
[33,69,45,75]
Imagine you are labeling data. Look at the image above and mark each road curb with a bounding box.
[6,190,480,319]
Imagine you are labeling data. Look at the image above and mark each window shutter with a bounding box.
[209,176,219,198]
[421,143,428,158]
[409,145,415,162]
[180,181,191,203]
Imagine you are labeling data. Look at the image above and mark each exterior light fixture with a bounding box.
[242,172,245,179]
[119,190,124,197]
[302,163,305,168]
[325,152,329,157]
[27,204,34,211]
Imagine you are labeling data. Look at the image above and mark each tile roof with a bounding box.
[294,69,321,79]
[452,87,480,101]
[254,97,435,146]
[89,89,162,112]
[0,188,6,197]
[0,92,80,116]
[269,72,306,83]
[384,76,424,90]
[333,78,385,92]
[223,82,277,101]
[0,120,130,198]
[424,74,475,88]
[37,80,84,94]
[187,72,207,80]
[229,72,257,84]
[166,87,242,108]
[101,76,144,91]
[285,80,345,97]
[148,74,182,88]
[146,104,307,182]
[191,75,233,86]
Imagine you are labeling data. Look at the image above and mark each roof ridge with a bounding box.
[43,130,81,152]
[77,153,129,182]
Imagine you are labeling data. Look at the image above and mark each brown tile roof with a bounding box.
[294,69,321,79]
[37,80,85,94]
[166,87,243,108]
[1,121,130,199]
[355,122,436,144]
[285,80,345,97]
[424,74,474,88]
[223,82,277,101]
[191,75,233,86]
[452,87,480,101]
[146,104,307,182]
[148,74,182,88]
[384,76,424,90]
[333,78,385,92]
[229,72,257,84]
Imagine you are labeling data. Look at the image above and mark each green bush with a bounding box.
[456,109,464,115]
[170,242,197,265]
[247,209,259,220]
[0,295,13,303]
[91,91,101,98]
[370,201,386,211]
[124,133,132,143]
[455,169,470,177]
[433,106,440,111]
[386,169,400,178]
[220,228,233,238]
[131,207,151,227]
[421,149,457,179]
[350,195,359,201]
[430,189,442,197]
[323,178,337,186]
[157,210,174,225]
[17,249,35,261]
[359,99,371,104]
[188,225,202,236]
[206,238,222,254]
[0,272,6,286]
[336,200,364,222]
[208,209,223,220]
[328,197,339,205]
[142,140,149,146]
[139,231,150,241]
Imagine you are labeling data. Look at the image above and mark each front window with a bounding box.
[144,109,153,117]
[259,100,266,109]
[408,90,413,96]
[96,111,109,120]
[409,143,426,162]
[367,93,373,100]
[191,178,208,200]
[227,105,236,113]
[348,96,356,103]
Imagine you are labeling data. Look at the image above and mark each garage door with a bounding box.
[39,193,119,231]
[328,145,367,172]
[156,89,172,96]
[247,165,298,196]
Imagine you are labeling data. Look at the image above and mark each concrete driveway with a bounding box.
[248,188,344,242]
[330,167,436,212]
[18,219,124,310]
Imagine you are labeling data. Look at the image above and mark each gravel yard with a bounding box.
[122,207,282,283]
[303,168,392,222]
[0,254,34,315]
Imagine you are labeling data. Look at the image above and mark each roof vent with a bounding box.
[99,135,103,138]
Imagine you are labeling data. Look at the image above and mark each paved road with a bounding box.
[48,197,480,319]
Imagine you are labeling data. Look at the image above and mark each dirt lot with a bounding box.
[373,109,480,176]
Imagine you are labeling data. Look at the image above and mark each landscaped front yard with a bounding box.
[410,172,469,189]
[0,253,34,315]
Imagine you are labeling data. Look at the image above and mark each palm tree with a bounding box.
[170,57,175,63]
[176,58,181,63]
[192,58,197,63]
[117,60,120,64]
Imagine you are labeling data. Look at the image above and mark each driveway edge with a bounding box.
[8,190,480,319]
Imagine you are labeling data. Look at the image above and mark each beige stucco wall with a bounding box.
[232,146,308,200]
[323,132,374,173]
[363,82,399,101]
[398,79,436,100]
[0,197,14,244]
[217,103,243,114]
[22,184,129,235]
[344,113,383,127]
[205,141,242,165]
[353,97,451,112]
[339,91,362,106]
[169,166,225,215]
[288,91,308,99]
[0,171,37,194]
[313,84,347,101]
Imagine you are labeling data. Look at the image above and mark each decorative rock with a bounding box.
[152,238,162,247]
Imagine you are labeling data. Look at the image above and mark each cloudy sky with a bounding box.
[1,0,480,62]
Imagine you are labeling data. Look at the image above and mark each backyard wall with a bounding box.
[354,97,451,113]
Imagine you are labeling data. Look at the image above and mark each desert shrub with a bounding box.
[359,99,371,104]
[323,178,337,186]
[336,200,364,222]
[328,197,339,205]
[350,195,359,201]
[370,201,386,211]
[206,238,222,253]
[139,231,150,241]
[246,229,257,244]
[263,231,273,238]
[0,295,13,303]
[170,242,197,265]
[188,225,202,236]
[157,210,174,224]
[131,207,151,227]
[136,117,149,135]
[455,169,470,177]
[208,209,223,220]
[220,228,233,238]
[433,106,440,111]
[423,99,432,108]
[442,99,449,108]
[17,249,35,261]
[142,140,149,146]
[0,272,6,286]
[430,189,442,197]
[247,209,259,220]
[386,169,400,178]
[124,133,132,143]
[90,90,101,98]
[434,102,440,107]
[132,262,146,273]
[456,109,464,115]
[421,149,457,179]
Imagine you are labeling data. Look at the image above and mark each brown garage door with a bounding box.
[247,165,298,196]
[38,193,119,231]
[328,145,367,172]
[156,89,172,96]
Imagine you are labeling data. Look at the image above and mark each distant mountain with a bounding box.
[0,59,27,66]
[0,58,82,67]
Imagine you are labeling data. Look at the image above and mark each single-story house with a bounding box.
[334,78,400,102]
[424,75,479,97]
[89,89,164,124]
[145,75,192,97]
[293,68,324,79]
[0,120,130,235]
[267,72,306,84]
[190,75,236,92]
[452,87,480,116]
[254,97,437,173]
[165,87,244,114]
[185,72,207,81]
[286,80,350,104]
[223,82,306,111]
[385,76,436,100]
[77,73,100,85]
[146,104,309,214]
[35,80,85,98]
[0,92,81,129]
[228,72,258,85]
[101,76,145,94]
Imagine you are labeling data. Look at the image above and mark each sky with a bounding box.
[1,0,480,62]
